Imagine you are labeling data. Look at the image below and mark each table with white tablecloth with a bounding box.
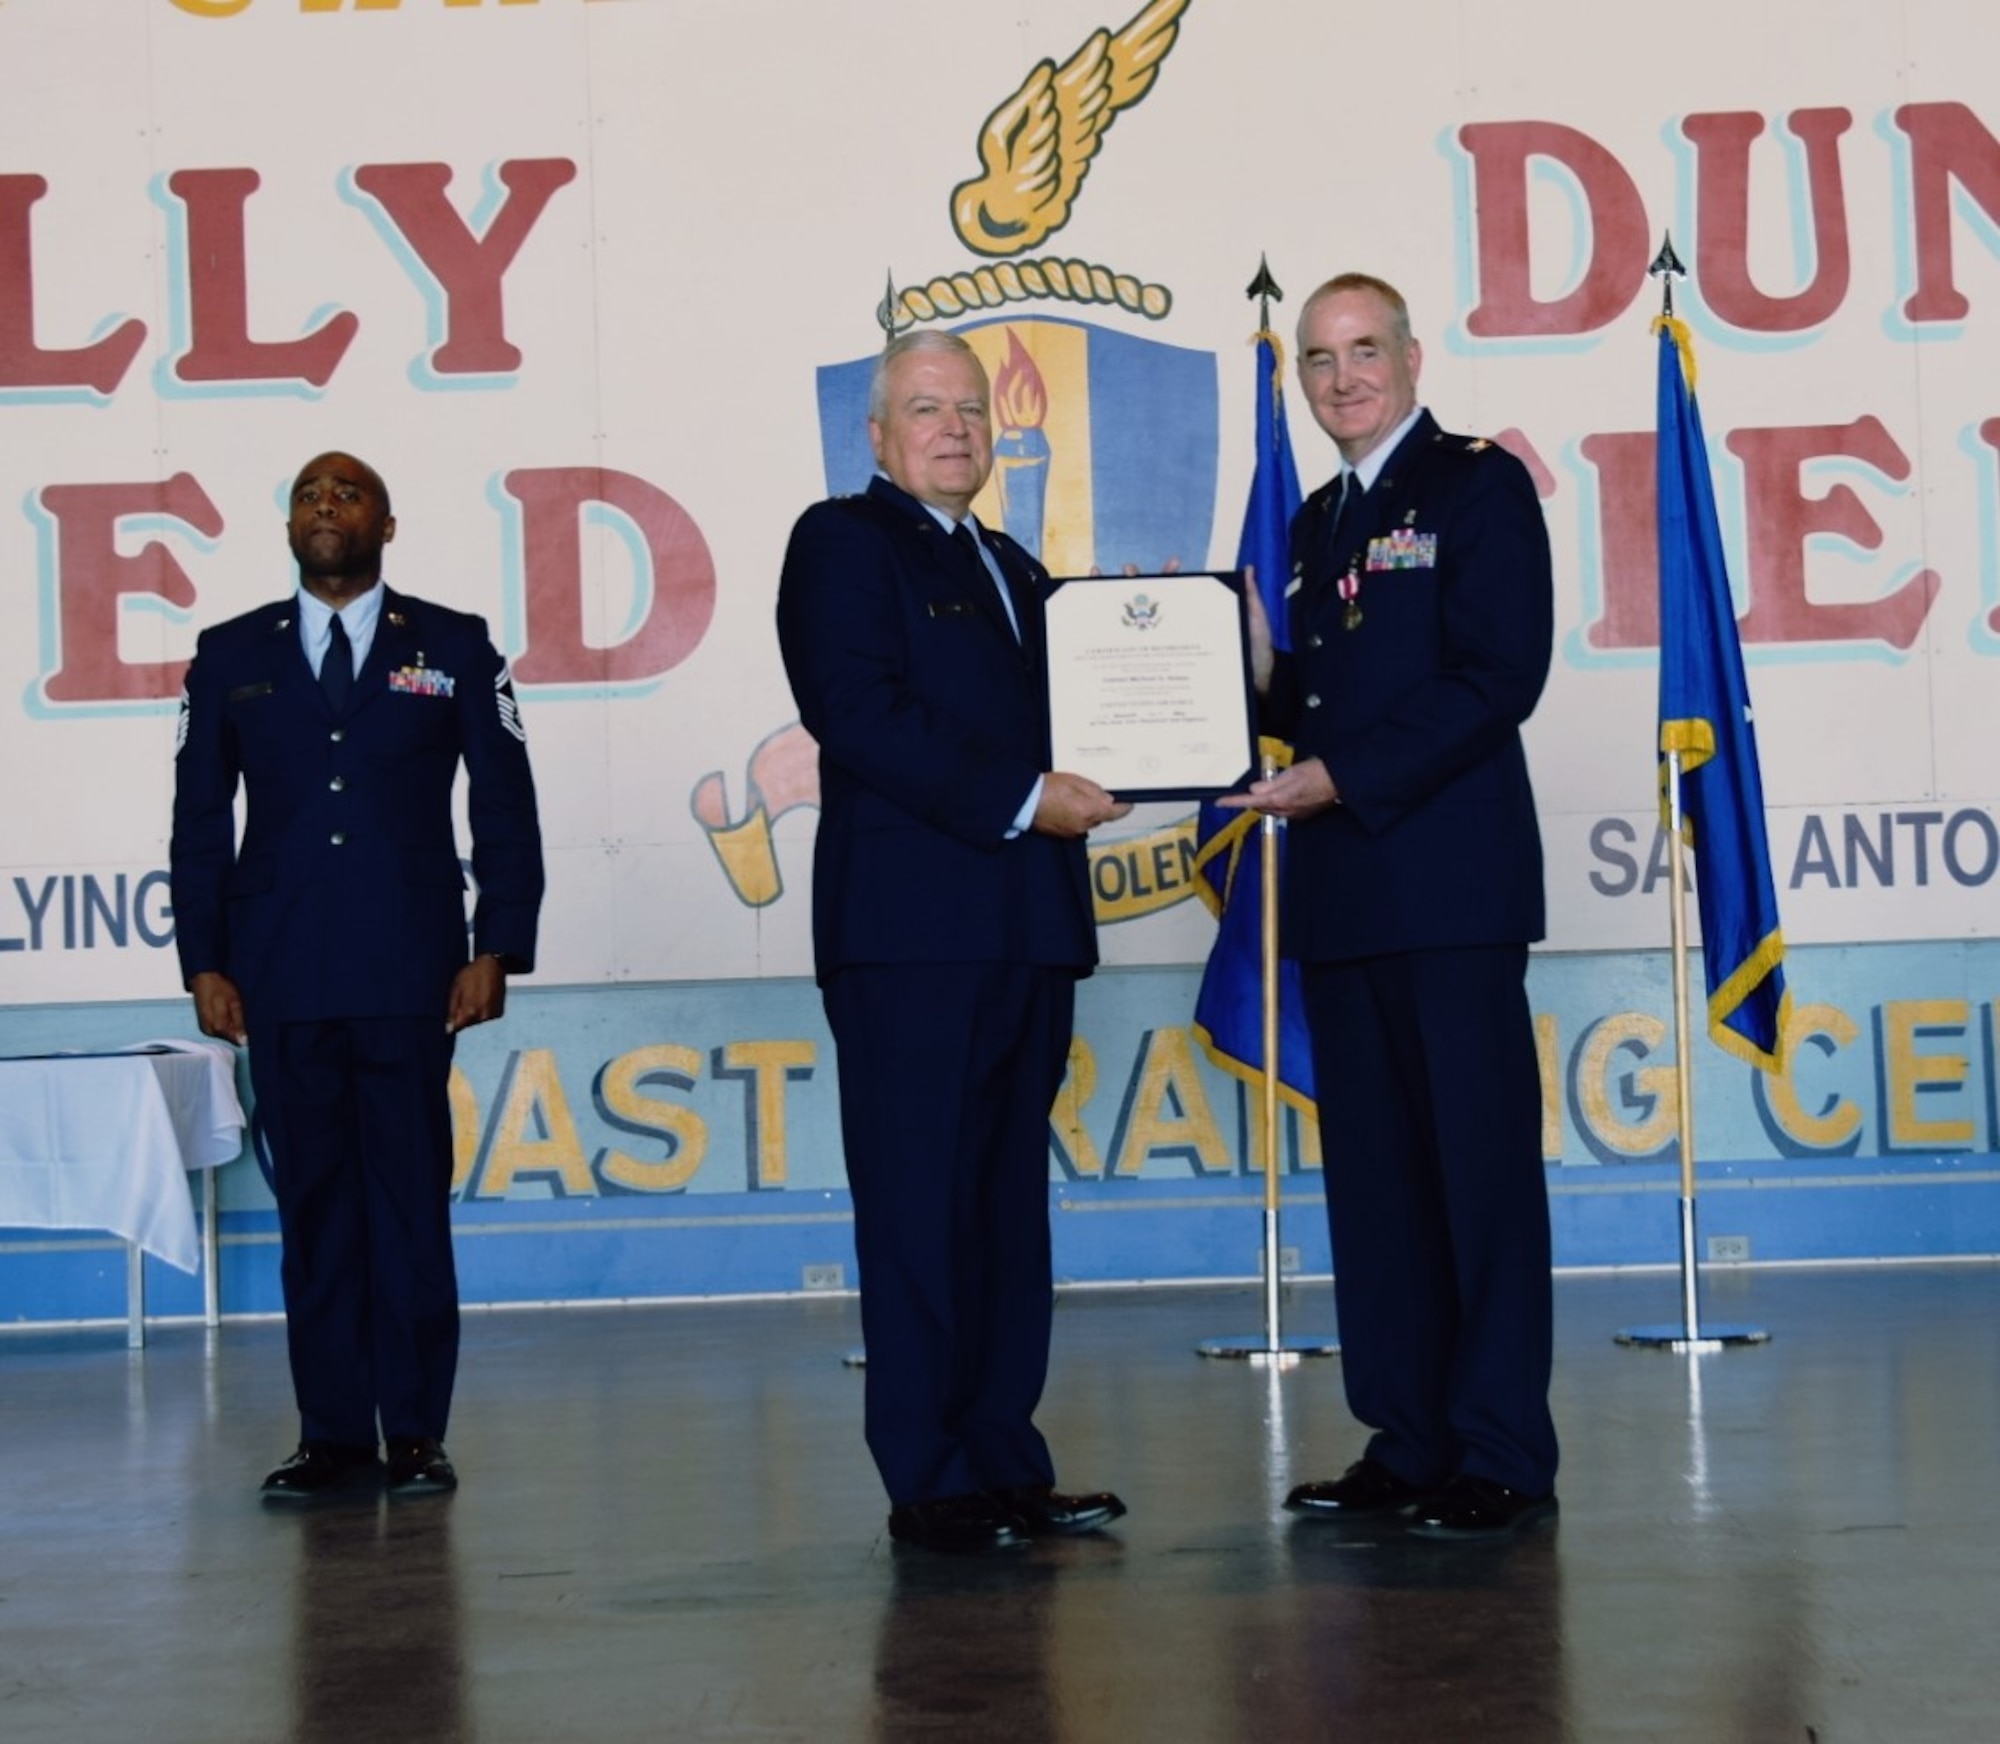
[0,1040,246,1345]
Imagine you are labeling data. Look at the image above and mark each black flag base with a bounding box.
[1195,1334,1340,1367]
[1615,1195,1771,1350]
[1615,1323,1771,1352]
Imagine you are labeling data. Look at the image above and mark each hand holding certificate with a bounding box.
[1043,570,1256,801]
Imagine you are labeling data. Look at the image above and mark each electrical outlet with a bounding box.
[1706,1235,1751,1264]
[801,1263,847,1292]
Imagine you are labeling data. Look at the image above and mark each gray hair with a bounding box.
[867,328,988,422]
[1297,273,1414,348]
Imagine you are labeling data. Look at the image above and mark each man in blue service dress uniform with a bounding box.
[1225,274,1560,1539]
[777,329,1129,1555]
[171,452,544,1502]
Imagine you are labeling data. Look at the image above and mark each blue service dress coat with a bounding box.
[777,476,1097,978]
[170,583,543,1449]
[776,474,1095,1505]
[171,586,543,1012]
[1269,411,1550,961]
[1267,411,1561,1497]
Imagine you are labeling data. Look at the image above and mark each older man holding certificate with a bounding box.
[776,328,1132,1556]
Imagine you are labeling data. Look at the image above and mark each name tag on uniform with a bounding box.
[390,666,455,697]
[927,600,981,618]
[227,681,274,702]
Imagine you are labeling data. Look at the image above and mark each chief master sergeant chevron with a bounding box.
[170,451,544,1503]
[1224,273,1560,1540]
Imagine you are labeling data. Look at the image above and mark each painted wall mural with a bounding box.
[7,0,2000,1239]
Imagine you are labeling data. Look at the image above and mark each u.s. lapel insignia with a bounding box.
[387,611,408,627]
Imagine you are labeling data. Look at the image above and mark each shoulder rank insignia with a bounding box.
[1466,437,1492,452]
[495,661,526,742]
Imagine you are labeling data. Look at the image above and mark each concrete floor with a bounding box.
[3,1264,1998,1742]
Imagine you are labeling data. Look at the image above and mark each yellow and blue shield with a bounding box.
[816,315,1218,573]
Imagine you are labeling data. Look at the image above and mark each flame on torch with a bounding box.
[993,331,1049,435]
[989,331,1053,557]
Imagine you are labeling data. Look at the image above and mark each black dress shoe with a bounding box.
[1285,1457,1434,1518]
[1406,1473,1557,1540]
[888,1494,1026,1554]
[993,1483,1127,1537]
[385,1437,458,1496]
[260,1442,380,1502]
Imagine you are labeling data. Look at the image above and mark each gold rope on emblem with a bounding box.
[880,261,1171,330]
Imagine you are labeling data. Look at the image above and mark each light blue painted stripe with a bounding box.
[1553,1171,2000,1194]
[452,1210,856,1237]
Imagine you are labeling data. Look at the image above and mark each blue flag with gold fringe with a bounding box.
[1192,331,1315,1107]
[1655,317,1790,1070]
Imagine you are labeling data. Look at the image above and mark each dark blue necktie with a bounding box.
[1331,469,1361,541]
[321,613,353,710]
[955,520,1019,641]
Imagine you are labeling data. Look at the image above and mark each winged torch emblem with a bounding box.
[700,1,1202,911]
[885,0,1190,328]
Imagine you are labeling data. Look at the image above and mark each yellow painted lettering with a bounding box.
[447,1065,479,1194]
[1050,1036,1103,1178]
[1295,1102,1321,1170]
[473,1047,594,1198]
[1760,1003,1863,1151]
[1110,1027,1230,1177]
[1243,1088,1319,1176]
[1087,818,1200,924]
[714,1039,815,1188]
[1575,1012,1677,1158]
[594,1044,709,1193]
[1534,1011,1562,1161]
[1882,999,1974,1149]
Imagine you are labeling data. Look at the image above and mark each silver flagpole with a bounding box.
[1199,257,1336,1364]
[1199,752,1336,1364]
[1618,235,1767,1352]
[1617,749,1766,1350]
